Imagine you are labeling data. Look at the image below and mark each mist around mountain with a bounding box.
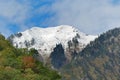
[0,34,61,80]
[61,28,120,80]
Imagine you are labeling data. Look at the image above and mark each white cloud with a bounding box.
[0,0,31,37]
[0,0,55,37]
[0,1,25,21]
[51,0,120,34]
[1,0,120,37]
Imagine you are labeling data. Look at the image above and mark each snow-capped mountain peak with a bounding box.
[8,25,97,61]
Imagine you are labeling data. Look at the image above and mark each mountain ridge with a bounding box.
[8,25,97,68]
[61,27,120,80]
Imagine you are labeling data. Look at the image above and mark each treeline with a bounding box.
[61,27,120,80]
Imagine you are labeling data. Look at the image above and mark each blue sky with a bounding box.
[1,0,120,37]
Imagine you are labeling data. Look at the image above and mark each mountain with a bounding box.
[8,25,97,69]
[61,27,120,80]
[0,34,61,80]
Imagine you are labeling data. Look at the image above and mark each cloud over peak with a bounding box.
[51,0,120,34]
[1,0,120,37]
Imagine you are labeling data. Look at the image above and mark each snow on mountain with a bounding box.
[8,25,97,61]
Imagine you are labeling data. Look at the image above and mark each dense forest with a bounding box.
[0,34,61,80]
[61,28,120,80]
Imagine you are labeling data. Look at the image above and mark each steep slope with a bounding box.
[8,25,97,68]
[50,44,67,69]
[61,27,120,80]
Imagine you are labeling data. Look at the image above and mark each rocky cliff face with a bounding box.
[8,25,97,69]
[50,44,67,69]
